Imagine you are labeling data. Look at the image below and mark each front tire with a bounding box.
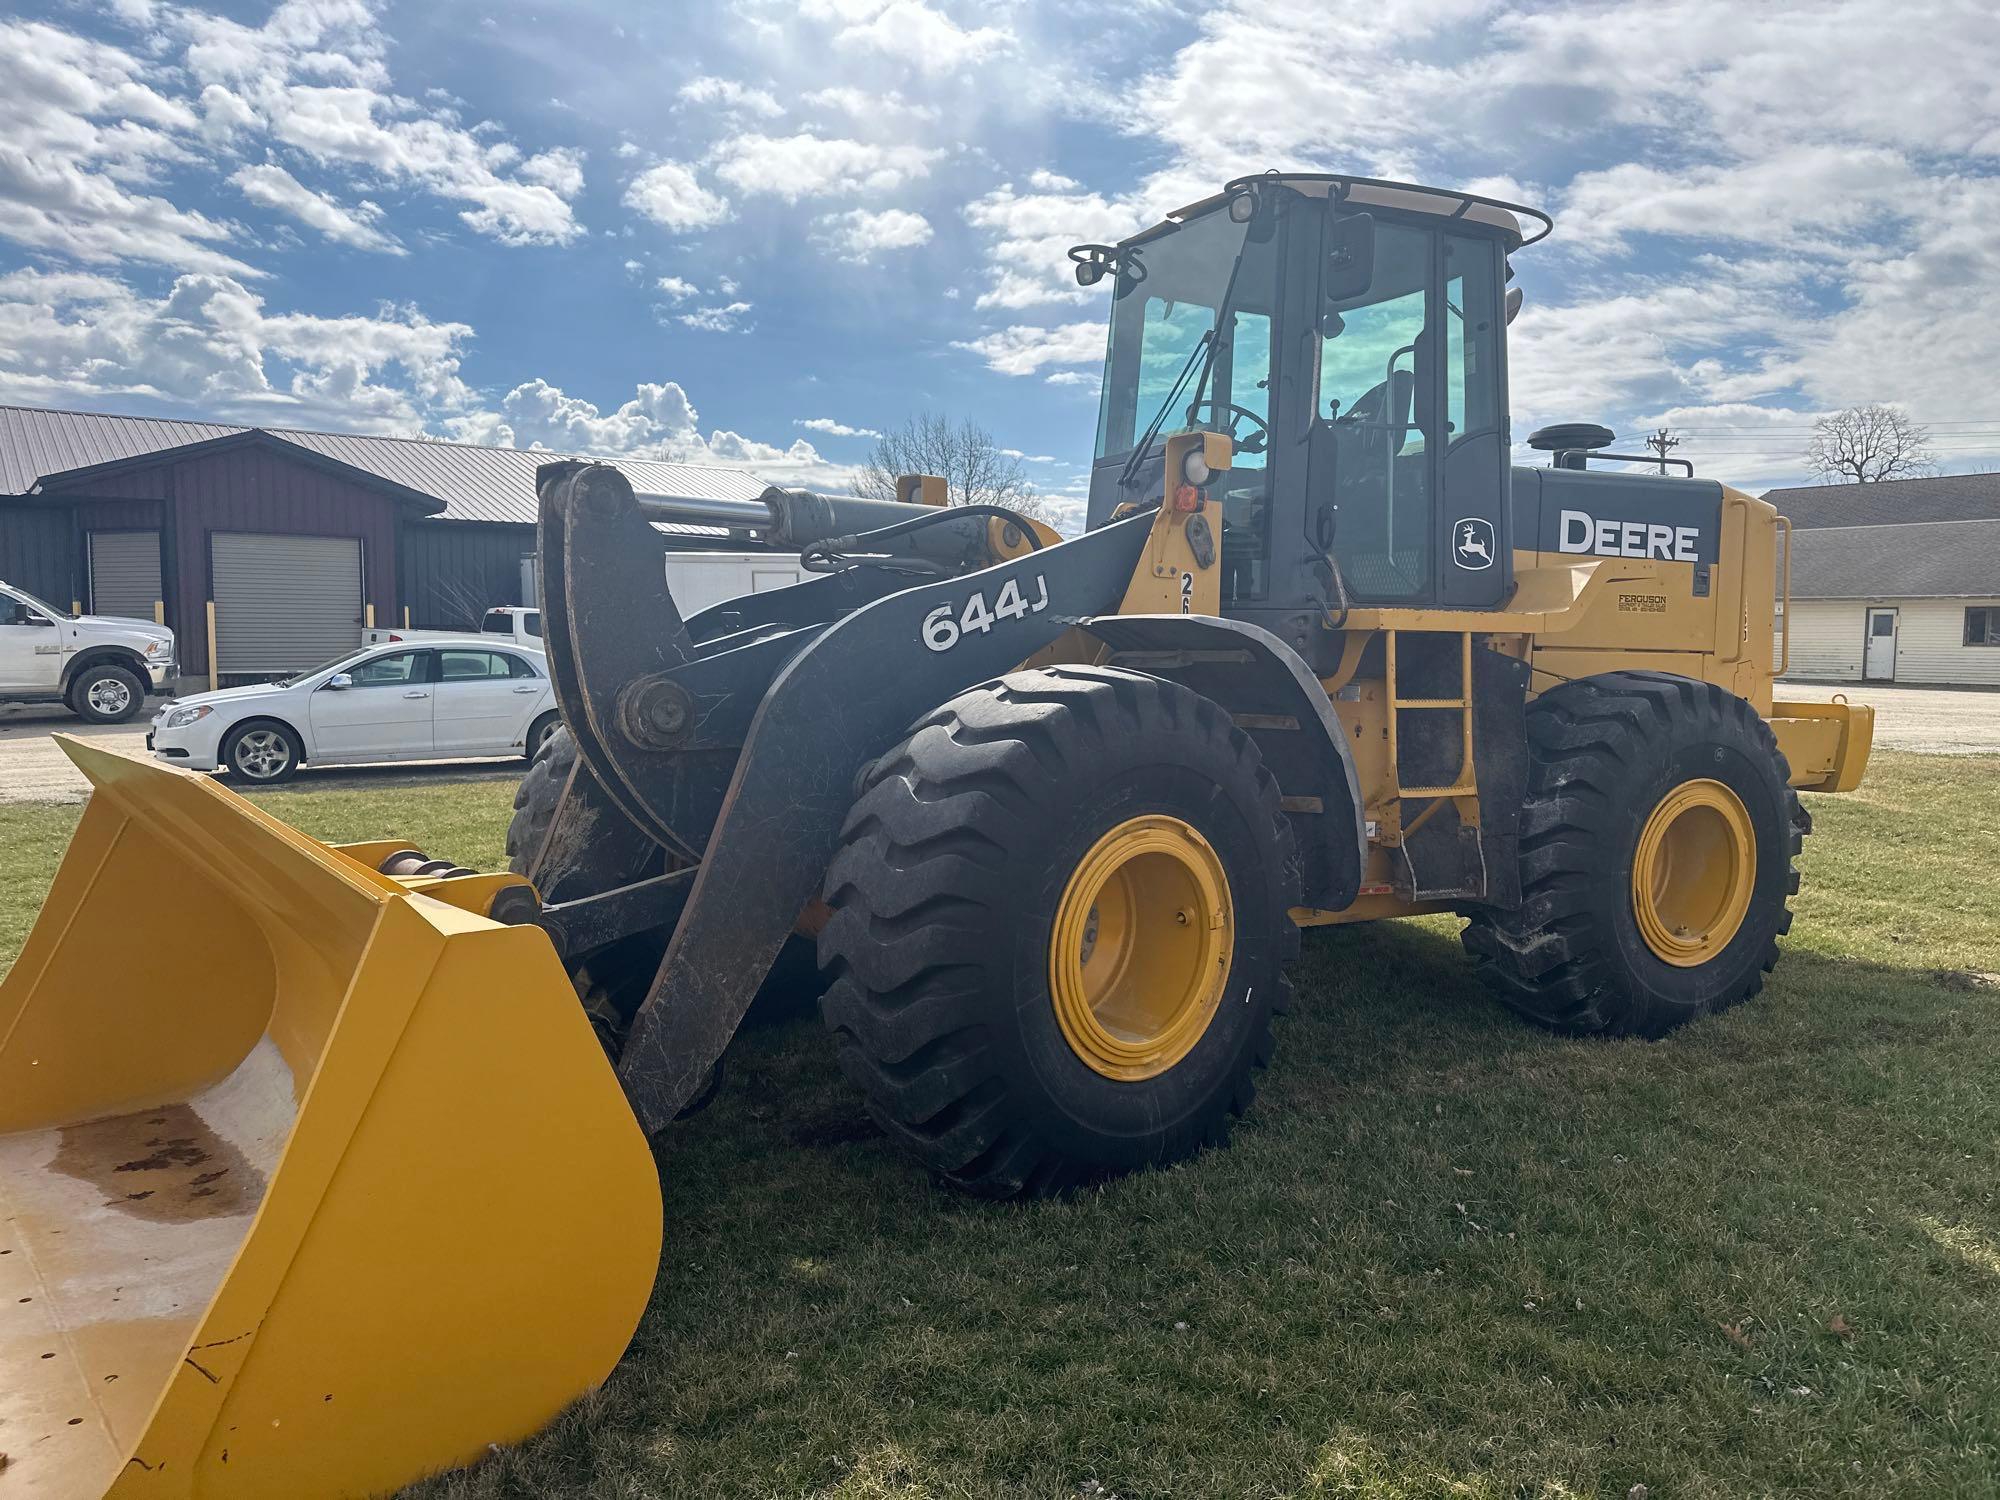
[221,719,302,785]
[70,663,146,723]
[818,665,1300,1198]
[1461,672,1805,1037]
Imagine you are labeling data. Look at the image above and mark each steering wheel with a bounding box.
[1185,399,1271,454]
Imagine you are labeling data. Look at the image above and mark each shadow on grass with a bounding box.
[411,921,2000,1500]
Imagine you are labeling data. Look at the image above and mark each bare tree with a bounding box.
[1805,404,1940,484]
[858,414,1061,525]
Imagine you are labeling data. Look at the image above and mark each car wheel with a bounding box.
[524,710,561,762]
[70,663,146,724]
[222,720,303,785]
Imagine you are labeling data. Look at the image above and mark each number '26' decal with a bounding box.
[922,574,1050,653]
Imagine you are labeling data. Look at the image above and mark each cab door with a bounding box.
[1435,231,1510,609]
[0,590,64,692]
[1305,212,1512,609]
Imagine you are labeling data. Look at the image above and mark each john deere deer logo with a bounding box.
[1453,517,1495,571]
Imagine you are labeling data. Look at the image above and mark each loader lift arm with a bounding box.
[531,461,1157,1132]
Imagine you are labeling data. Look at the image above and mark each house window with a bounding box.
[1967,607,2000,646]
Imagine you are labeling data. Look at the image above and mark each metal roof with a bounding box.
[0,404,772,531]
[0,406,241,494]
[1764,473,2000,529]
[1789,516,2000,599]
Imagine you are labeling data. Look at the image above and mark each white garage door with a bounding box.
[211,533,363,675]
[88,531,163,623]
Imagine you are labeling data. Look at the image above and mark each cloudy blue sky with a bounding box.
[5,0,2000,522]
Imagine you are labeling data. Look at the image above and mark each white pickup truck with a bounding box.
[367,605,546,649]
[0,578,177,723]
[365,554,814,649]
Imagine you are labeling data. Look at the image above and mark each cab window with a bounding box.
[1317,219,1435,601]
[1444,234,1500,442]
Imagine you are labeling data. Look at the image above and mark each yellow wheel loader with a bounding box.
[1,172,1874,1496]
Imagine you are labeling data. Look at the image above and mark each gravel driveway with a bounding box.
[0,702,527,804]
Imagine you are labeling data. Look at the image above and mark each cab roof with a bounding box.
[1143,172,1553,251]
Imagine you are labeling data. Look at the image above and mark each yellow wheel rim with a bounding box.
[1631,779,1756,967]
[1048,815,1235,1081]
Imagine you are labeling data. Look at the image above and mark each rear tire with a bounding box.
[1461,672,1805,1037]
[70,663,146,723]
[818,665,1300,1198]
[524,710,561,763]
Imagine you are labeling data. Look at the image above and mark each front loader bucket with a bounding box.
[0,738,661,1499]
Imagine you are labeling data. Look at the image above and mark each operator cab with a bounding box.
[1081,174,1549,665]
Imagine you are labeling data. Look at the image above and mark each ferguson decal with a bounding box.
[1558,509,1702,562]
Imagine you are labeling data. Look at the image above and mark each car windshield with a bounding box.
[276,645,373,687]
[1093,206,1276,463]
[7,584,73,620]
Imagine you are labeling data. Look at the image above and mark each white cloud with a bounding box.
[0,20,254,275]
[812,207,932,261]
[655,275,699,300]
[797,417,882,437]
[804,0,1012,71]
[519,146,585,198]
[452,378,863,489]
[0,266,475,428]
[711,133,941,201]
[678,76,785,118]
[180,4,587,246]
[802,85,938,123]
[230,162,401,252]
[678,300,753,333]
[953,321,1105,377]
[623,160,732,231]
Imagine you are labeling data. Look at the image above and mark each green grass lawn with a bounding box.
[3,754,1997,1498]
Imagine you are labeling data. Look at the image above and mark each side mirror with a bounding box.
[325,672,353,691]
[1505,286,1524,325]
[1324,212,1375,304]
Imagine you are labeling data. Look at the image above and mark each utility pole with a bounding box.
[1645,427,1681,474]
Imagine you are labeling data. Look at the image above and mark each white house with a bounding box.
[1766,475,2000,687]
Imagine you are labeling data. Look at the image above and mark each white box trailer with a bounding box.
[369,552,813,648]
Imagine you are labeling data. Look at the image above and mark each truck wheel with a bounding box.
[221,719,302,785]
[70,663,146,723]
[1461,672,1806,1037]
[818,665,1300,1198]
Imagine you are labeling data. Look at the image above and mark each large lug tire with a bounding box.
[70,662,146,723]
[818,665,1301,1198]
[220,718,303,785]
[507,723,576,874]
[1461,671,1808,1038]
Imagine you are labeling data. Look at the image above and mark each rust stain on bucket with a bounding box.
[53,1105,264,1222]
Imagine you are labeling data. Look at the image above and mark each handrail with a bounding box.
[1775,514,1792,677]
